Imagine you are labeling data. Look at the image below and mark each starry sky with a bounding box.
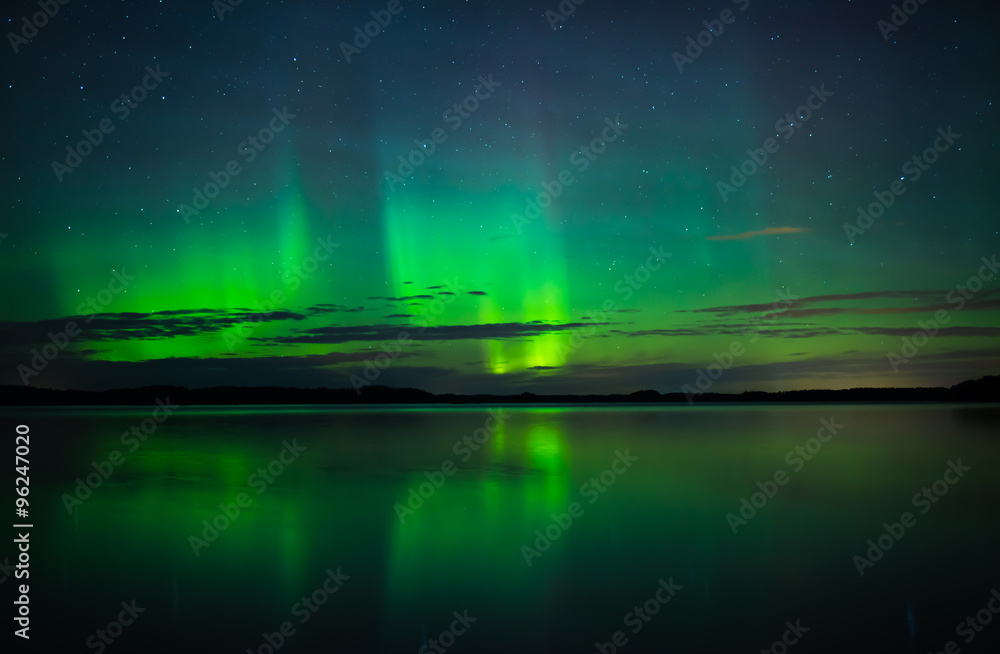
[1,0,997,394]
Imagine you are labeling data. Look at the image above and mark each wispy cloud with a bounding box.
[252,321,617,345]
[683,289,1000,317]
[706,227,809,241]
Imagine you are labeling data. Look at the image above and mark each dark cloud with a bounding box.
[251,321,617,345]
[614,325,1000,339]
[683,289,1000,318]
[368,294,438,302]
[0,303,374,349]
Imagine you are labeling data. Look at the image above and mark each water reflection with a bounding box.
[13,404,1000,653]
[384,414,573,637]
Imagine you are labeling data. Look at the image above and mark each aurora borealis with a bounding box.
[1,0,997,393]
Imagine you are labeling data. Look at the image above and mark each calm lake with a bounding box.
[8,404,1000,653]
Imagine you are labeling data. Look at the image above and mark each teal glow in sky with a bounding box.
[1,0,997,392]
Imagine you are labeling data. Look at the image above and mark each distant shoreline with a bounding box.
[1,375,995,406]
[3,401,997,410]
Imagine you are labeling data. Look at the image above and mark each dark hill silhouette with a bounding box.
[0,375,996,406]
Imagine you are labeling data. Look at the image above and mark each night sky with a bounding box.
[2,0,997,394]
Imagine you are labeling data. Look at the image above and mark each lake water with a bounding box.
[8,404,1000,653]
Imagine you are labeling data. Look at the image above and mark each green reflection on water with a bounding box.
[384,414,575,621]
[29,404,1000,653]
